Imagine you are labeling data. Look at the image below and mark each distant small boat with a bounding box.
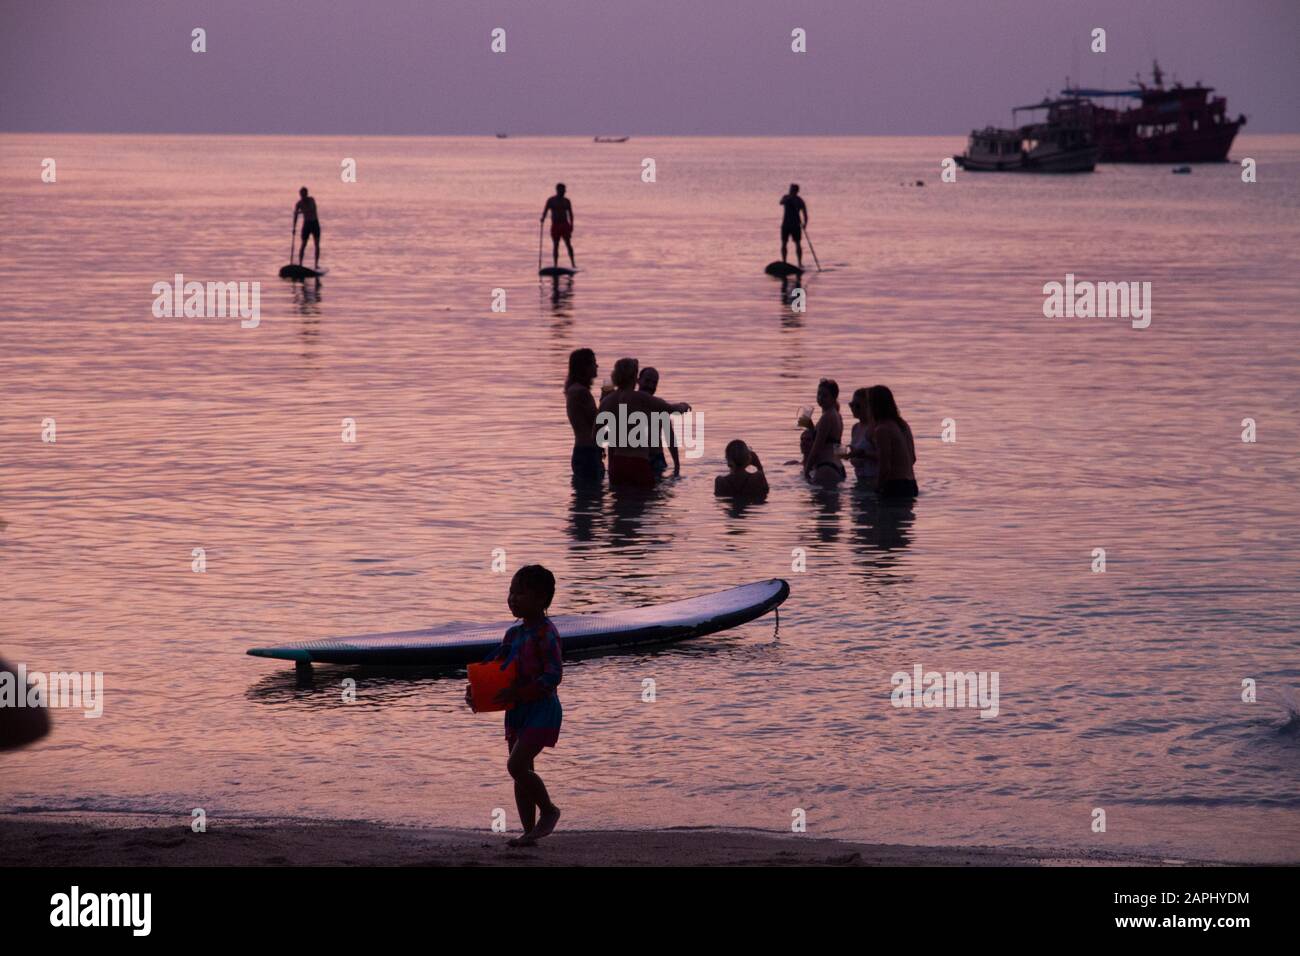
[955,97,1098,173]
[495,133,508,139]
[594,136,629,143]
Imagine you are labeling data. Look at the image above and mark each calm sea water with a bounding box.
[2,134,1298,861]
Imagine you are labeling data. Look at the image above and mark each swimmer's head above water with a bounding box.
[724,439,753,470]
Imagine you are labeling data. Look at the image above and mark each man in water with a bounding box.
[780,183,807,269]
[294,186,320,270]
[598,357,690,489]
[540,183,575,270]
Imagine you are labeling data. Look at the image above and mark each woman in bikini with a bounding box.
[801,378,845,487]
[844,387,879,485]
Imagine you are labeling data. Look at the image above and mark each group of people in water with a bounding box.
[565,349,689,488]
[800,378,919,498]
[287,182,911,501]
[564,348,918,501]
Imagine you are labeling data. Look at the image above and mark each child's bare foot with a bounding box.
[530,807,561,841]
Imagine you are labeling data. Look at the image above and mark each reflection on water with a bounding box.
[850,492,916,579]
[543,273,576,317]
[1,134,1298,861]
[291,276,323,315]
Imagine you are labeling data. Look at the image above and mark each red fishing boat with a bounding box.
[1064,61,1246,163]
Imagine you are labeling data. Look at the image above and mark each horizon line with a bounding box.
[4,129,1297,137]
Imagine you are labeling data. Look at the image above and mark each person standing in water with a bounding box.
[636,366,680,476]
[780,183,807,270]
[598,357,690,489]
[466,565,563,847]
[565,348,603,484]
[801,377,845,486]
[845,387,880,485]
[866,385,918,498]
[293,187,320,270]
[541,183,575,270]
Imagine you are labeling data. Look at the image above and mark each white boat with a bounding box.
[955,98,1098,173]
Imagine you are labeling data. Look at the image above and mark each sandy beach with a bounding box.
[0,813,1225,867]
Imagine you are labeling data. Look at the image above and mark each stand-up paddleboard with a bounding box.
[247,578,789,669]
[539,266,578,277]
[765,261,803,277]
[279,264,328,279]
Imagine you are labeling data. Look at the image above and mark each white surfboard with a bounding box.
[247,579,789,668]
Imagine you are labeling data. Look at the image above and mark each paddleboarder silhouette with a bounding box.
[780,184,807,269]
[541,183,575,270]
[294,187,320,269]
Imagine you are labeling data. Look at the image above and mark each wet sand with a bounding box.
[0,813,1216,867]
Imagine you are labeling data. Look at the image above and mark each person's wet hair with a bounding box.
[866,385,906,428]
[611,357,639,389]
[725,439,749,468]
[512,564,556,609]
[819,377,839,401]
[566,348,596,389]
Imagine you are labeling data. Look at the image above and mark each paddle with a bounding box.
[537,220,544,271]
[803,226,823,272]
[289,217,297,265]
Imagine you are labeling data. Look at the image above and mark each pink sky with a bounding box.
[2,0,1296,134]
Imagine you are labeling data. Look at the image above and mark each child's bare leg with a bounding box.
[507,740,537,835]
[507,739,558,845]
